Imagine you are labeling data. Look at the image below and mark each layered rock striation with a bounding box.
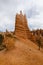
[15,11,30,39]
[15,11,36,42]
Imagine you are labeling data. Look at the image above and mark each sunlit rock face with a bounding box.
[15,11,30,39]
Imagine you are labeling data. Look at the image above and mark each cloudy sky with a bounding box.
[0,0,43,31]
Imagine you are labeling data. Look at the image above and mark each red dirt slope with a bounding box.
[0,37,43,65]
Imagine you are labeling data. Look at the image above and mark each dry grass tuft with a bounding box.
[3,36,15,50]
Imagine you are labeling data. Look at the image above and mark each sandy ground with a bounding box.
[0,37,43,65]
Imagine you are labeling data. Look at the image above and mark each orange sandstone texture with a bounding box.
[15,11,28,39]
[15,11,36,42]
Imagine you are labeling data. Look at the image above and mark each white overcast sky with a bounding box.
[0,0,43,31]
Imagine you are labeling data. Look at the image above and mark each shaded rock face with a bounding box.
[0,34,4,45]
[15,11,30,39]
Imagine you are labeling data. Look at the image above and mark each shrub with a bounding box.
[3,36,15,50]
[0,34,4,45]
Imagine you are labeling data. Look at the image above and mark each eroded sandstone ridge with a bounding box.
[15,11,31,39]
[14,11,36,43]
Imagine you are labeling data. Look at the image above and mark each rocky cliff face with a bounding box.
[15,11,30,39]
[14,11,36,43]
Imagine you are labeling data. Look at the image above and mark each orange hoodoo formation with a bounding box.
[15,11,36,42]
[15,11,28,39]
